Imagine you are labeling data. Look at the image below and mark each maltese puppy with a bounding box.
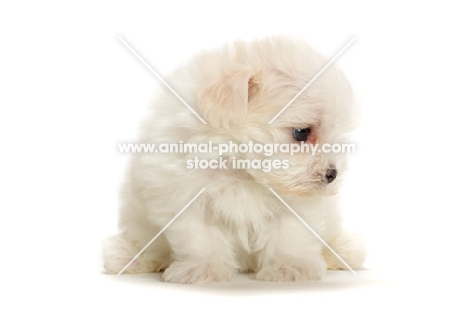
[103,36,365,283]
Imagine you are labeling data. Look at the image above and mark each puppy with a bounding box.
[103,36,365,283]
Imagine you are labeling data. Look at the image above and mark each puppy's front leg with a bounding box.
[162,205,239,284]
[255,212,327,282]
[323,230,366,270]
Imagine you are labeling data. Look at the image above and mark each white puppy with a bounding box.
[103,36,365,283]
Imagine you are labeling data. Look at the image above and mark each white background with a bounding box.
[1,1,467,310]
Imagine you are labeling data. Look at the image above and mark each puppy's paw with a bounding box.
[102,235,140,274]
[324,231,366,270]
[256,259,326,282]
[102,235,166,274]
[163,261,235,284]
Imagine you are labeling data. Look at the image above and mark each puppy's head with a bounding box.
[197,37,358,197]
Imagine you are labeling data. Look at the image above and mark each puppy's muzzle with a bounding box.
[325,168,337,184]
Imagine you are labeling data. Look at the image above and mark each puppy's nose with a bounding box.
[326,168,337,184]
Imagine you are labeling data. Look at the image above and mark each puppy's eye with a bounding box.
[292,128,310,141]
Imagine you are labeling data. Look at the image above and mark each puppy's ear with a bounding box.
[198,71,261,128]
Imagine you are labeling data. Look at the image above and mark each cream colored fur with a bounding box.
[103,36,365,283]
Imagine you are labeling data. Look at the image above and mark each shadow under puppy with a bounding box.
[103,36,365,283]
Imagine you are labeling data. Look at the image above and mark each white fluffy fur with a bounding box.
[103,36,365,283]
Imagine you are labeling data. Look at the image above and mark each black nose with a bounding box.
[326,168,337,184]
